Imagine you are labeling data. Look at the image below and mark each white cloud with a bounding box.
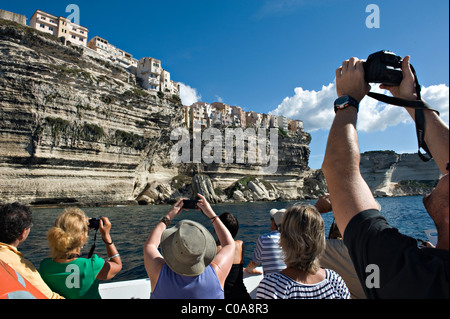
[270,83,336,132]
[179,82,201,106]
[421,84,449,124]
[270,82,449,133]
[215,95,224,103]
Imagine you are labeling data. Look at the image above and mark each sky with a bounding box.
[3,0,449,169]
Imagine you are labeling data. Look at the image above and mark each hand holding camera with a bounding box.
[336,57,369,103]
[196,194,215,219]
[337,50,438,162]
[89,217,112,242]
[378,55,418,101]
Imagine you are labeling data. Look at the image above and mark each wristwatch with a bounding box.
[334,95,359,113]
[160,216,171,227]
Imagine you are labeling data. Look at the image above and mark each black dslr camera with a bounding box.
[88,217,101,230]
[182,199,199,209]
[363,50,403,86]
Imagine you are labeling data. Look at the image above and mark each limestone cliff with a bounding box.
[0,20,184,206]
[136,131,313,204]
[0,20,315,206]
[360,151,441,196]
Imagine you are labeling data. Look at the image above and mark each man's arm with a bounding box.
[322,57,380,236]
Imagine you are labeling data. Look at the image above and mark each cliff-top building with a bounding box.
[137,57,179,95]
[87,36,138,69]
[29,9,88,47]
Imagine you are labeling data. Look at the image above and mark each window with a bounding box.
[49,27,53,31]
[79,37,83,41]
[40,24,44,28]
[71,35,76,39]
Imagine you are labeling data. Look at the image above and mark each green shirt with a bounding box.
[39,255,105,299]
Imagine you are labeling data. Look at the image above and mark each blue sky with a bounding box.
[3,0,449,169]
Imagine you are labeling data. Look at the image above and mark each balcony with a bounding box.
[69,28,88,39]
[37,15,58,27]
[148,78,159,86]
[151,67,162,75]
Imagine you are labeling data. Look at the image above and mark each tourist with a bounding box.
[244,208,286,276]
[256,204,350,299]
[143,194,235,299]
[322,55,449,298]
[315,194,366,299]
[217,212,251,299]
[0,202,64,299]
[39,208,122,299]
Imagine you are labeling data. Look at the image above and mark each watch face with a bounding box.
[334,96,359,113]
[335,96,349,108]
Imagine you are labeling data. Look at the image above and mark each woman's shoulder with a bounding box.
[323,268,346,284]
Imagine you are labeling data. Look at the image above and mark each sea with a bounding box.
[20,196,436,283]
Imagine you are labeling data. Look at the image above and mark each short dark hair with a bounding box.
[219,212,239,238]
[0,202,33,244]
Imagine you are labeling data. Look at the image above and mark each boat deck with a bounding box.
[99,267,264,299]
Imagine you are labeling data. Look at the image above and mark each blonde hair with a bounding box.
[47,207,89,259]
[279,204,326,274]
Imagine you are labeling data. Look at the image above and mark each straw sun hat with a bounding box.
[160,220,217,277]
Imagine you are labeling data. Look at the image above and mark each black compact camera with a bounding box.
[88,217,101,230]
[183,199,199,209]
[363,50,403,86]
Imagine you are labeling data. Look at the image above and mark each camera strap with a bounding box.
[367,65,440,162]
[87,229,98,259]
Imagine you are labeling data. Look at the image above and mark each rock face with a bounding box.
[0,21,184,206]
[360,151,441,196]
[0,20,315,206]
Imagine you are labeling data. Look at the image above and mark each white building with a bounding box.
[277,116,288,132]
[137,57,162,91]
[29,10,89,47]
[137,57,179,95]
[87,36,138,69]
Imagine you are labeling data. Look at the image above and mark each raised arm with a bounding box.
[380,56,449,174]
[96,217,122,280]
[322,57,380,236]
[196,194,235,288]
[143,198,184,291]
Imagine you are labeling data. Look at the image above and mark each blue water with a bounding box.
[20,196,436,283]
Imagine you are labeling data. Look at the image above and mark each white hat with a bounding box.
[270,208,286,227]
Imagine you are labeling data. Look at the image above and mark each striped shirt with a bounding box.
[252,231,286,275]
[256,269,351,299]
